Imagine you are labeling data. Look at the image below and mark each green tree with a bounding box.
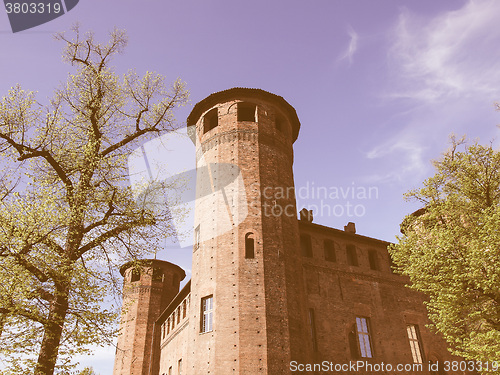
[78,367,98,375]
[390,138,500,365]
[0,26,188,374]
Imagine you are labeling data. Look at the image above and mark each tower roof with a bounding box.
[119,258,186,278]
[186,87,301,143]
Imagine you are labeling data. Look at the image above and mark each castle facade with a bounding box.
[112,88,462,375]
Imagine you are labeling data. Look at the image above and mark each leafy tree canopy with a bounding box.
[390,137,500,364]
[0,25,188,374]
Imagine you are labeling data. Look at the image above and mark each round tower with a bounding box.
[113,259,185,375]
[186,88,306,374]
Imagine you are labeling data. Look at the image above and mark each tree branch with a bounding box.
[76,217,154,259]
[83,189,116,234]
[0,134,74,204]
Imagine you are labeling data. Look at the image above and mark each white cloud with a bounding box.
[365,132,428,183]
[388,0,500,102]
[367,0,500,185]
[338,25,358,64]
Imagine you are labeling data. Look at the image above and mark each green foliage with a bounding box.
[390,138,500,364]
[77,367,98,375]
[0,25,188,374]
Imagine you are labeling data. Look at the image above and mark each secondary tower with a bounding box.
[113,260,185,375]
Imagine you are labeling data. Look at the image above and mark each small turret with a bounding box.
[113,259,185,375]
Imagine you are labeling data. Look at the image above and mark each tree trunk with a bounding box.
[34,286,69,375]
[0,313,5,338]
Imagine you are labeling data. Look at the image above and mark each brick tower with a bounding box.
[113,259,185,375]
[183,88,309,374]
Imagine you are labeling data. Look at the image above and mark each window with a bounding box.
[168,366,172,375]
[161,323,165,339]
[308,308,318,352]
[194,225,200,250]
[346,244,358,266]
[275,115,284,132]
[153,267,164,282]
[203,108,218,134]
[348,330,359,359]
[182,300,187,319]
[237,102,256,122]
[368,250,379,271]
[324,240,336,262]
[201,295,213,333]
[130,269,140,282]
[178,359,183,375]
[407,325,424,364]
[245,232,255,259]
[177,307,181,324]
[356,317,373,358]
[166,318,170,335]
[301,234,313,258]
[172,311,175,329]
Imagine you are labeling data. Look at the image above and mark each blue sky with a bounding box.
[2,0,500,372]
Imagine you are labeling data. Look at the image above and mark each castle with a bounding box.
[112,88,462,375]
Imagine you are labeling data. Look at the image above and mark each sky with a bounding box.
[2,0,500,372]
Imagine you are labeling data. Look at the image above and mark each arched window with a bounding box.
[237,102,256,122]
[245,232,255,259]
[130,269,140,282]
[152,267,164,282]
[300,234,313,258]
[324,239,336,262]
[204,108,218,134]
[346,244,358,266]
[275,114,285,132]
[368,250,379,271]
